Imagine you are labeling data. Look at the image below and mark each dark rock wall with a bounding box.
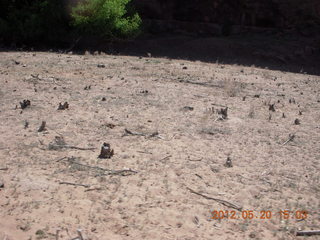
[133,0,320,29]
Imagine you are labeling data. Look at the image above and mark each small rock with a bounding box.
[102,97,106,101]
[20,100,31,109]
[217,107,228,119]
[269,104,275,112]
[35,229,46,239]
[98,142,114,159]
[289,98,296,104]
[182,106,194,111]
[58,102,69,110]
[105,123,116,129]
[97,64,105,68]
[294,119,300,125]
[19,223,31,232]
[224,157,233,168]
[249,232,256,238]
[182,66,188,70]
[24,120,29,129]
[0,182,4,188]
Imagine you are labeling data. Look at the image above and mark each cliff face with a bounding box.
[133,0,320,33]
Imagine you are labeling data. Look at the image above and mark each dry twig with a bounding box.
[67,158,138,176]
[186,187,242,211]
[296,230,320,236]
[159,155,172,162]
[188,157,202,162]
[59,182,90,188]
[49,144,95,151]
[124,128,160,138]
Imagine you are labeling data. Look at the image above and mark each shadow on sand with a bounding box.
[2,33,320,76]
[76,33,320,76]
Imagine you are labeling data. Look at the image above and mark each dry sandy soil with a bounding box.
[0,50,319,240]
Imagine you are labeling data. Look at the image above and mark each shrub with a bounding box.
[71,0,142,39]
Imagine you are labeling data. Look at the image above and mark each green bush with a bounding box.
[0,0,142,45]
[71,0,142,39]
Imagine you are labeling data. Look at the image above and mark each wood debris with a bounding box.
[186,187,242,211]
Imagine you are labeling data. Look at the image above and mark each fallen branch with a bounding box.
[211,103,229,108]
[296,230,320,236]
[85,187,102,192]
[67,158,138,176]
[188,158,202,162]
[137,151,153,154]
[62,145,95,151]
[55,157,67,162]
[59,181,90,188]
[124,128,146,136]
[96,169,138,177]
[186,187,242,211]
[49,144,96,151]
[159,155,172,162]
[180,80,221,88]
[123,128,160,138]
[0,167,8,171]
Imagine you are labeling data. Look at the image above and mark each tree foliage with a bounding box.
[71,0,141,38]
[0,0,141,44]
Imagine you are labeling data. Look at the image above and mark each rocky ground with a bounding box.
[0,50,319,240]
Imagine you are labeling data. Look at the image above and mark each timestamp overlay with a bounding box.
[210,210,309,220]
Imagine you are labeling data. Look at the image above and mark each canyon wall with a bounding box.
[132,0,320,34]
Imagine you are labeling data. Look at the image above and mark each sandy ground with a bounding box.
[0,51,319,240]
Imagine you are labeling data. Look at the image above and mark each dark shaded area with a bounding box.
[1,0,320,75]
[1,30,319,76]
[70,31,320,76]
[132,0,320,29]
